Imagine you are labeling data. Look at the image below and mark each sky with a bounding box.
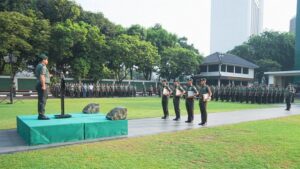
[74,0,297,56]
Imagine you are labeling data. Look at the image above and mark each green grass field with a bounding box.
[0,97,275,130]
[0,115,299,169]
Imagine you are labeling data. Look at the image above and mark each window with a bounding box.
[227,66,234,73]
[200,65,207,72]
[221,65,226,72]
[243,68,249,74]
[208,65,219,72]
[235,67,241,73]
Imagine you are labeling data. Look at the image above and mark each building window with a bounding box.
[200,65,207,72]
[208,65,219,72]
[235,67,241,73]
[221,65,226,72]
[227,66,234,73]
[243,68,249,74]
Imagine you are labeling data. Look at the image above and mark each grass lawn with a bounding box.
[0,115,299,168]
[0,97,275,130]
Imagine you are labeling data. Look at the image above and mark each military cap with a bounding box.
[38,53,48,60]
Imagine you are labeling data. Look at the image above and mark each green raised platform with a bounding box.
[17,113,128,145]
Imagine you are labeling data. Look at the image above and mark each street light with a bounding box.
[3,53,17,104]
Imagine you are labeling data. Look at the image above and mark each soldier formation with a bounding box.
[209,84,296,104]
[51,83,137,98]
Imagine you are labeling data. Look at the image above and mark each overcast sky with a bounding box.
[74,0,297,56]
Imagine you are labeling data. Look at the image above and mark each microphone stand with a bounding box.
[55,72,72,119]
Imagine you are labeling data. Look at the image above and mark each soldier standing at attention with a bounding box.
[172,80,185,121]
[185,79,198,123]
[161,80,172,119]
[35,53,50,120]
[198,78,212,126]
[285,83,294,111]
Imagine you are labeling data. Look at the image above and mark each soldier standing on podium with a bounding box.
[172,80,185,121]
[185,78,198,123]
[161,80,172,119]
[35,53,50,120]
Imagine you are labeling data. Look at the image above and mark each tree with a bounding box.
[0,11,50,76]
[0,0,35,14]
[160,47,202,80]
[107,34,140,82]
[228,31,295,81]
[78,11,124,39]
[146,24,178,53]
[127,24,147,40]
[50,20,106,81]
[36,0,81,23]
[255,59,281,81]
[135,40,160,80]
[107,34,160,81]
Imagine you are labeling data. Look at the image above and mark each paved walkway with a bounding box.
[1,104,300,154]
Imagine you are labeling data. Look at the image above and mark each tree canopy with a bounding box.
[228,31,295,81]
[0,0,202,82]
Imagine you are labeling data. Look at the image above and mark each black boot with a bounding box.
[38,114,50,120]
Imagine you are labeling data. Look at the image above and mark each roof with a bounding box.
[202,52,259,69]
[264,70,300,76]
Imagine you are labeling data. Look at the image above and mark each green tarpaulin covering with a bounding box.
[17,113,128,145]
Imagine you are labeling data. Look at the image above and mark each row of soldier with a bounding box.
[51,83,138,98]
[209,84,296,104]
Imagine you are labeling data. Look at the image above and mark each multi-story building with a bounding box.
[210,0,264,53]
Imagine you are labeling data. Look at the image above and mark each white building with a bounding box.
[194,52,259,86]
[210,0,264,53]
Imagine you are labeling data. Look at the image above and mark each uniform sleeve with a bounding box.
[180,86,185,92]
[193,86,198,93]
[41,66,47,75]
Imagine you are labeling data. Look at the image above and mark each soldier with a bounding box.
[133,85,137,97]
[245,85,250,104]
[142,84,146,97]
[172,80,185,121]
[185,79,199,123]
[268,86,273,103]
[225,84,231,102]
[82,83,88,97]
[35,53,50,120]
[210,85,215,101]
[255,85,262,104]
[249,85,254,104]
[198,78,212,126]
[285,83,294,111]
[240,85,246,103]
[215,85,220,101]
[291,85,296,103]
[261,85,267,104]
[220,84,225,102]
[161,80,172,119]
[149,85,154,96]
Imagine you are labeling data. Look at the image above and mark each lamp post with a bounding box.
[4,53,17,104]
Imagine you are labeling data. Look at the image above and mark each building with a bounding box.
[264,71,300,87]
[290,16,296,34]
[210,0,264,53]
[194,52,259,86]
